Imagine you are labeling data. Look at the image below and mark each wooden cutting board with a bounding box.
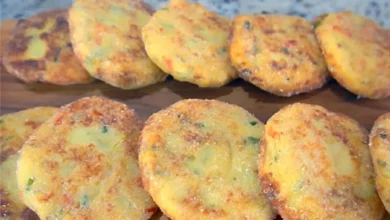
[1,16,390,220]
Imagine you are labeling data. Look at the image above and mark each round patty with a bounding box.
[259,103,384,219]
[0,107,57,219]
[142,0,237,88]
[16,97,157,219]
[68,0,166,89]
[315,11,390,99]
[3,9,93,85]
[139,99,274,219]
[229,14,328,96]
[370,113,390,213]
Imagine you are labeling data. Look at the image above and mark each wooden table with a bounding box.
[1,18,390,220]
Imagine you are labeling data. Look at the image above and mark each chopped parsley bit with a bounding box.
[249,121,258,126]
[160,7,169,11]
[274,154,279,162]
[101,125,108,133]
[378,159,388,167]
[81,195,89,207]
[2,136,13,143]
[281,47,289,54]
[218,47,227,55]
[247,136,260,145]
[313,15,328,29]
[26,177,34,191]
[53,48,62,62]
[188,155,195,161]
[244,21,251,30]
[313,20,322,29]
[197,122,205,128]
[193,169,200,175]
[295,180,304,191]
[253,46,259,55]
[380,132,387,139]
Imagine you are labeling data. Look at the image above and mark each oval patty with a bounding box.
[3,9,93,85]
[370,113,390,213]
[16,97,157,219]
[142,0,237,88]
[69,0,166,89]
[259,103,384,219]
[0,107,57,219]
[315,11,390,99]
[229,14,328,96]
[139,99,274,219]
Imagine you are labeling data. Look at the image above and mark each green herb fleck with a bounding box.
[53,48,62,62]
[380,132,387,139]
[253,46,259,55]
[160,22,174,30]
[247,136,260,145]
[218,47,227,55]
[160,7,169,11]
[197,122,205,128]
[274,153,280,162]
[294,180,304,192]
[26,177,34,191]
[249,121,258,126]
[81,195,89,207]
[281,47,288,54]
[101,125,108,133]
[378,160,388,167]
[2,136,13,143]
[188,155,195,161]
[193,169,200,175]
[313,20,322,29]
[244,21,251,30]
[313,15,328,29]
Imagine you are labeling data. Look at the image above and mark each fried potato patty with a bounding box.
[139,99,274,219]
[142,0,237,87]
[3,9,93,85]
[0,107,57,219]
[16,97,157,219]
[68,0,166,89]
[259,103,384,219]
[229,15,328,96]
[370,113,390,213]
[315,11,390,99]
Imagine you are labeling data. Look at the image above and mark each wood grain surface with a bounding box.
[1,15,390,220]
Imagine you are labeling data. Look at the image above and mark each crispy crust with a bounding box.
[16,97,157,219]
[69,0,166,89]
[369,113,390,213]
[139,99,274,219]
[2,9,93,85]
[229,15,328,96]
[315,11,390,99]
[259,103,384,220]
[0,107,58,219]
[142,0,237,87]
